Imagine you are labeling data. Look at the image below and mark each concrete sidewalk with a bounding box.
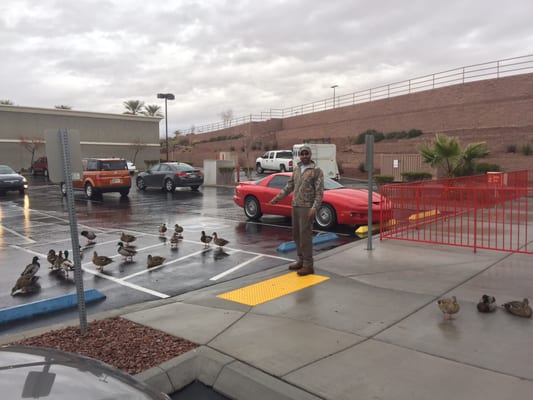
[124,238,533,399]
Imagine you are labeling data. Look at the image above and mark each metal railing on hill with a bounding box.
[379,171,533,254]
[182,54,533,135]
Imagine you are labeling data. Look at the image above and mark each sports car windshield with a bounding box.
[256,175,345,191]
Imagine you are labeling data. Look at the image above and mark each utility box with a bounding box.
[203,159,236,185]
[293,143,340,180]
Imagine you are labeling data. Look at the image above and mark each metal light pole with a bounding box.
[157,93,175,161]
[331,84,338,108]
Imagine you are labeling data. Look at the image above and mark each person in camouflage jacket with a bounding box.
[270,145,324,276]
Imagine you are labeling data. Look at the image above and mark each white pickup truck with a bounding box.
[255,150,293,173]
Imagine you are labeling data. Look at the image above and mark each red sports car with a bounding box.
[233,172,389,229]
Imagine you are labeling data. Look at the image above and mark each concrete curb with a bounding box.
[136,346,321,400]
[0,289,106,324]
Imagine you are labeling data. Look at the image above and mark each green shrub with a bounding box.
[374,175,394,185]
[400,172,433,182]
[407,129,423,138]
[358,162,366,173]
[506,144,517,153]
[521,143,531,155]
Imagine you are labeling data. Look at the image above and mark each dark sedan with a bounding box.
[0,165,28,194]
[136,162,203,192]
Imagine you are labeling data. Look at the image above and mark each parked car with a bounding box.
[0,165,28,194]
[127,161,137,175]
[233,172,389,229]
[136,162,204,192]
[60,157,131,199]
[30,156,49,177]
[0,345,170,399]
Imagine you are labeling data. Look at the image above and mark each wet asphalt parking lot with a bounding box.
[1,175,359,335]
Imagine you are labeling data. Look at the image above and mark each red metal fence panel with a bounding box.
[380,171,533,254]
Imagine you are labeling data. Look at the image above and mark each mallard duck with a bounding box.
[212,232,229,249]
[502,298,532,318]
[201,231,212,248]
[92,251,113,272]
[174,224,184,238]
[477,294,497,313]
[159,223,167,237]
[21,256,40,277]
[52,251,65,272]
[117,241,137,262]
[60,250,75,278]
[120,231,136,244]
[437,296,460,320]
[47,249,58,267]
[81,230,97,245]
[11,274,40,296]
[147,254,166,268]
[170,232,180,249]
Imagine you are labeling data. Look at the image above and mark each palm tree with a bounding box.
[123,100,145,115]
[142,104,163,117]
[419,134,488,177]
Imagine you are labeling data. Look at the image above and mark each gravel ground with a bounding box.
[9,317,198,375]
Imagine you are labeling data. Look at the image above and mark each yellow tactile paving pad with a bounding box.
[217,272,330,306]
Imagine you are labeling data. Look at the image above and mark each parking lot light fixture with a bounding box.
[331,85,338,108]
[157,93,175,161]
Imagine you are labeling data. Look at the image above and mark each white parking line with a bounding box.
[2,226,35,244]
[209,255,263,281]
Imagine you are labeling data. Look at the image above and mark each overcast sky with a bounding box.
[1,0,533,137]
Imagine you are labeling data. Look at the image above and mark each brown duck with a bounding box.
[117,242,137,262]
[120,232,136,244]
[212,232,229,249]
[159,223,167,237]
[201,231,212,248]
[81,230,97,245]
[437,296,460,320]
[502,298,532,318]
[92,251,113,272]
[147,254,166,268]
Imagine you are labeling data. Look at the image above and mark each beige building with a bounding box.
[0,105,161,171]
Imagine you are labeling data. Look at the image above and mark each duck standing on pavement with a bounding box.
[174,224,184,239]
[120,232,136,245]
[159,223,167,237]
[437,296,460,320]
[212,232,229,250]
[117,242,137,262]
[201,231,212,249]
[92,251,113,272]
[11,256,41,295]
[81,230,97,245]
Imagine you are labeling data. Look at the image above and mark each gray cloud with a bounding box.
[1,0,532,136]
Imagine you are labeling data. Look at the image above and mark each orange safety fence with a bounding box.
[379,170,533,254]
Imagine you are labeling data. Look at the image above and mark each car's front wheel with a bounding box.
[136,177,146,191]
[60,182,67,196]
[30,168,36,176]
[315,203,337,230]
[85,183,95,199]
[256,163,264,174]
[164,178,176,192]
[244,196,263,220]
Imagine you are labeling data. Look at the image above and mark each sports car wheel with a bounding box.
[315,203,337,230]
[244,196,263,220]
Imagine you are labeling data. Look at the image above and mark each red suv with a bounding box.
[31,157,49,177]
[60,157,131,199]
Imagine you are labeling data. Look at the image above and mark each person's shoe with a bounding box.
[288,262,303,270]
[297,266,314,276]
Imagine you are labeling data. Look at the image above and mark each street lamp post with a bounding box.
[331,85,338,108]
[157,93,175,161]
